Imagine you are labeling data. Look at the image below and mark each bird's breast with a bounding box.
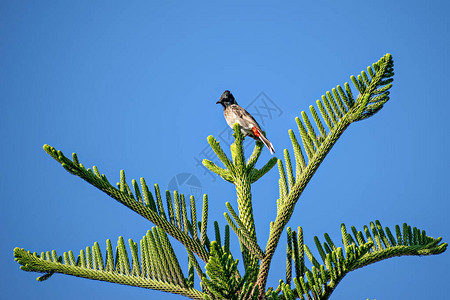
[224,110,239,127]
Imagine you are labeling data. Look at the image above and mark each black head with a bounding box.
[216,90,237,108]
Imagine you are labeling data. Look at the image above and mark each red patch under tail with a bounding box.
[252,126,261,137]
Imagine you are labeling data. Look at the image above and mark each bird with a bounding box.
[216,90,275,154]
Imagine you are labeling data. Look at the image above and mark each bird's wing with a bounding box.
[230,104,262,130]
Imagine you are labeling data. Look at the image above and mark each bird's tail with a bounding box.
[258,134,275,155]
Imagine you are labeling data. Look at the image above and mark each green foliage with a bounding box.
[203,123,277,274]
[14,230,204,299]
[202,241,252,299]
[276,221,446,300]
[41,145,210,262]
[13,54,447,299]
[257,53,398,293]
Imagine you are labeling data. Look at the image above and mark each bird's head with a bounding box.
[216,90,237,108]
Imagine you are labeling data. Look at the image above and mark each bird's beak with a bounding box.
[216,100,221,104]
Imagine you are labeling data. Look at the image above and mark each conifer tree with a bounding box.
[14,53,447,299]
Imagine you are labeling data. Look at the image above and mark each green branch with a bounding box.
[257,53,395,294]
[14,229,205,299]
[43,145,209,262]
[277,221,447,299]
[225,202,265,260]
[203,123,277,272]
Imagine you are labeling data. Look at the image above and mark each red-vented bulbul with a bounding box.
[216,90,275,154]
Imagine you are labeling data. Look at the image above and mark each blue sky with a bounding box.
[1,1,449,299]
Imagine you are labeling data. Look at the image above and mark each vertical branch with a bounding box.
[230,123,260,272]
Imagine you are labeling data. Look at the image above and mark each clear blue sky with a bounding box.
[1,1,449,299]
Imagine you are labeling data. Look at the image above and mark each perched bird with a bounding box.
[216,90,275,154]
